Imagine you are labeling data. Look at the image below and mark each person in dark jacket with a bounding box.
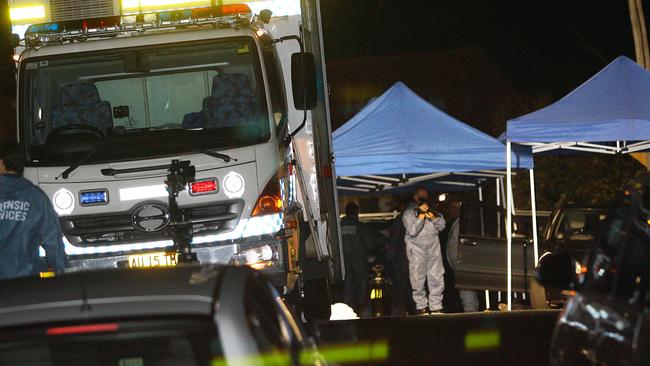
[340,202,374,315]
[0,140,66,279]
[386,199,415,315]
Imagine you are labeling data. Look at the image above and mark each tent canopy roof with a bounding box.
[507,56,650,144]
[333,82,532,177]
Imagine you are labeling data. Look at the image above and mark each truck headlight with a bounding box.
[53,188,75,215]
[229,244,277,270]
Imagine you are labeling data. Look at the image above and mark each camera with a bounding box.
[414,198,439,217]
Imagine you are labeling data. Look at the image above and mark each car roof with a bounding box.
[0,265,228,329]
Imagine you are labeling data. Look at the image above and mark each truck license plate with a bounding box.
[128,252,178,268]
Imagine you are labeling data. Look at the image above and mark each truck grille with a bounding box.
[60,200,244,247]
[49,0,116,22]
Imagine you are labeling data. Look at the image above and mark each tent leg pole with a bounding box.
[496,178,501,206]
[499,177,506,208]
[530,169,539,264]
[506,141,513,311]
[485,290,491,310]
[478,186,483,202]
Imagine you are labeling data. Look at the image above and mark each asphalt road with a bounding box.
[310,310,561,366]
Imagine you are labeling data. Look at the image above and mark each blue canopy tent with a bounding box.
[507,56,650,154]
[334,82,532,177]
[334,82,536,311]
[333,82,532,196]
[502,56,650,310]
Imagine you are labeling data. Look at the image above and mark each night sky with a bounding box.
[0,1,644,127]
[320,0,637,104]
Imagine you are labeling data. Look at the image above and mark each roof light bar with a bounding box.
[24,4,253,48]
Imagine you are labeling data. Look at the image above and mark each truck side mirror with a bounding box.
[535,252,575,289]
[10,34,20,48]
[291,52,317,110]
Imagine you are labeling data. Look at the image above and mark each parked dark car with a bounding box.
[0,265,320,366]
[453,201,604,308]
[538,175,650,366]
[530,204,608,308]
[453,202,546,295]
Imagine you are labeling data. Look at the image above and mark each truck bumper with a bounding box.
[66,235,289,287]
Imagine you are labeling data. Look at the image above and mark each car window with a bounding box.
[612,224,650,304]
[0,318,222,366]
[461,203,505,239]
[244,277,293,364]
[553,209,606,241]
[585,195,635,295]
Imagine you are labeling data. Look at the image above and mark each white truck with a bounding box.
[8,0,342,319]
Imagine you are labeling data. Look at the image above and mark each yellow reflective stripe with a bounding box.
[464,330,501,351]
[211,350,290,366]
[211,340,389,366]
[307,341,389,364]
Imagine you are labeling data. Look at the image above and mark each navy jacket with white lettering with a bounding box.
[0,174,66,279]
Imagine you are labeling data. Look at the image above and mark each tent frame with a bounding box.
[505,138,650,310]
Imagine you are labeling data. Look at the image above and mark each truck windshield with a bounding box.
[20,37,270,165]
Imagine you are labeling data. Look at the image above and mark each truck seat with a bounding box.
[201,73,257,129]
[51,82,113,133]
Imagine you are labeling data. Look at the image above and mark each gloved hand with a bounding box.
[417,203,429,220]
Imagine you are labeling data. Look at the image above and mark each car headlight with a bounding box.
[229,244,278,270]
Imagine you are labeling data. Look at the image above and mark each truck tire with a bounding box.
[283,281,303,320]
[530,277,551,309]
[302,278,331,322]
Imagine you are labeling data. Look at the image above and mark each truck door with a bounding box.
[299,0,344,282]
[454,202,535,292]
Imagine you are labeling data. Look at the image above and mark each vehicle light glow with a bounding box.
[222,171,245,198]
[245,0,300,17]
[119,185,167,201]
[9,5,46,22]
[218,3,252,15]
[47,323,119,336]
[79,190,109,205]
[53,188,75,215]
[121,0,212,14]
[230,244,277,270]
[190,179,218,195]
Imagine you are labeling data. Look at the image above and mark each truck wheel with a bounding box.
[530,277,551,309]
[283,281,303,320]
[302,278,331,322]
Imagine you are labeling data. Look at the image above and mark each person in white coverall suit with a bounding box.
[402,187,446,314]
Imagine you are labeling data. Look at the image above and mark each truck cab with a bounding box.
[9,0,342,319]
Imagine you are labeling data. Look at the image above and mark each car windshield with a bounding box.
[21,37,270,166]
[0,318,223,366]
[554,209,607,241]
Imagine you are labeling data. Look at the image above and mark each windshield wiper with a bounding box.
[178,143,237,163]
[56,141,110,180]
[100,143,237,177]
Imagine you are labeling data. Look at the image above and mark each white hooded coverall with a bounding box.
[402,204,446,311]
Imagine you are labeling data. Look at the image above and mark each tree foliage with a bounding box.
[512,154,645,210]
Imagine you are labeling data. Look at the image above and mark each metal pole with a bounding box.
[506,141,513,311]
[478,186,483,202]
[499,177,506,208]
[530,169,539,264]
[496,178,500,206]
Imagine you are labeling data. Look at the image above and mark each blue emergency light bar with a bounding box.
[79,190,109,206]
